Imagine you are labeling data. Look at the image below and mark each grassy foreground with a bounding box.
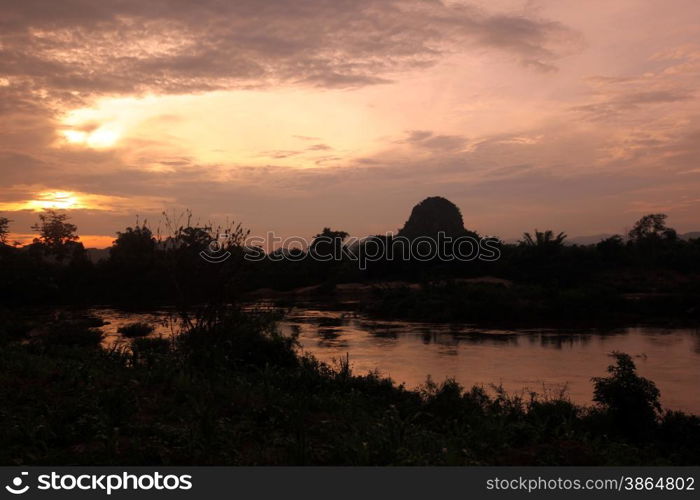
[1,309,698,466]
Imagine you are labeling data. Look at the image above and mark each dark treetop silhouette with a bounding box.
[0,197,699,327]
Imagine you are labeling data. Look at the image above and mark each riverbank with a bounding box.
[244,277,700,328]
[1,308,698,465]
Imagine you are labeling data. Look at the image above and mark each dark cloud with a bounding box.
[3,119,699,241]
[405,130,434,142]
[262,150,303,159]
[401,130,468,151]
[0,152,47,184]
[3,2,699,241]
[572,63,698,122]
[307,143,332,151]
[0,0,580,102]
[573,89,694,120]
[421,135,467,151]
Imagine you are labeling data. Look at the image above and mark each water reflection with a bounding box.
[90,304,700,414]
[278,306,700,414]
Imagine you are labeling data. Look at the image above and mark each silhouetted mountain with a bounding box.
[567,234,616,245]
[681,231,700,240]
[398,196,475,238]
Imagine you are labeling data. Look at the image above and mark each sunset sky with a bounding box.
[1,0,700,247]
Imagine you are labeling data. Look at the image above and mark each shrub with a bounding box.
[592,351,661,437]
[118,322,155,337]
[131,337,171,366]
[175,308,298,371]
[0,310,33,345]
[40,323,104,348]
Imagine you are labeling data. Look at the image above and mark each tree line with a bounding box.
[1,209,699,308]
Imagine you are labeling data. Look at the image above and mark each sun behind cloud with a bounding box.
[27,191,80,210]
[0,190,163,213]
[61,124,121,149]
[59,106,124,149]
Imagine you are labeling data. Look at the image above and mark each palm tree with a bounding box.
[520,229,567,248]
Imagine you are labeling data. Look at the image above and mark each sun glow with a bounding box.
[0,190,87,211]
[0,188,173,214]
[54,89,396,167]
[61,124,121,148]
[27,191,81,210]
[59,104,127,148]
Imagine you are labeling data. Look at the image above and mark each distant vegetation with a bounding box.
[1,199,698,325]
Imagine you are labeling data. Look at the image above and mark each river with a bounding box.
[91,303,700,414]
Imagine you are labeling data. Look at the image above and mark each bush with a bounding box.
[0,310,34,345]
[592,351,661,438]
[118,322,155,337]
[131,337,171,366]
[40,323,104,348]
[176,308,298,371]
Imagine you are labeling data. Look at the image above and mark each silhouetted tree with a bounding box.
[160,210,249,326]
[309,227,348,260]
[592,352,661,438]
[103,224,162,304]
[0,216,10,245]
[307,228,349,283]
[31,209,81,261]
[520,230,567,248]
[110,224,156,265]
[596,235,625,261]
[628,213,676,242]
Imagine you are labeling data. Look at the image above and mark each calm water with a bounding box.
[91,304,700,414]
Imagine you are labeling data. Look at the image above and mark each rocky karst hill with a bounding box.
[398,196,476,239]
